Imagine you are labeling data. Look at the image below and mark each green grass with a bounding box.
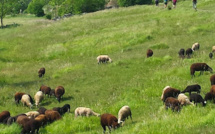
[1,0,215,133]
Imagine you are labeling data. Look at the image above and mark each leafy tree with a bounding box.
[118,0,152,7]
[0,0,15,28]
[27,0,50,17]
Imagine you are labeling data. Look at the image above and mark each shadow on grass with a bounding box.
[1,23,21,29]
[62,96,74,101]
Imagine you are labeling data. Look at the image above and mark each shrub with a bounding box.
[45,14,52,20]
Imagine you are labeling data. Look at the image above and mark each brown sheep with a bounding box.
[210,74,215,85]
[190,63,213,78]
[40,85,51,97]
[38,67,45,78]
[21,119,41,134]
[35,114,47,126]
[165,97,181,112]
[16,115,31,126]
[100,113,120,134]
[210,85,215,95]
[55,86,65,102]
[146,49,153,58]
[45,110,61,123]
[0,111,10,123]
[7,114,26,125]
[37,107,47,114]
[204,92,215,102]
[14,92,26,105]
[162,87,181,102]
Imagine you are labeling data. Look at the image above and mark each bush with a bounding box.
[118,0,152,7]
[45,14,52,20]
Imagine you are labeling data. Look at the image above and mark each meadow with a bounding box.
[1,0,215,133]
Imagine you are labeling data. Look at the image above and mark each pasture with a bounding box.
[1,0,215,133]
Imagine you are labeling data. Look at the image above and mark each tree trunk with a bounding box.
[1,15,3,28]
[0,0,4,28]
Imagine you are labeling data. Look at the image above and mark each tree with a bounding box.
[0,0,14,28]
[27,0,50,17]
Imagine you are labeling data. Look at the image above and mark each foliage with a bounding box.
[118,0,152,7]
[27,0,50,17]
[0,0,15,28]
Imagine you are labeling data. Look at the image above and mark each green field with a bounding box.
[1,0,215,133]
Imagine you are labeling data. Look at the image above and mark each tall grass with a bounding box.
[1,0,215,133]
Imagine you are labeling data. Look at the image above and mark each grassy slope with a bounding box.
[1,0,215,133]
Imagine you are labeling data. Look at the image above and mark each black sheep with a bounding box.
[21,119,41,134]
[210,74,215,85]
[204,92,215,103]
[190,63,213,78]
[185,48,193,58]
[190,93,206,106]
[146,49,153,58]
[178,48,185,58]
[37,107,47,114]
[61,104,70,114]
[181,84,201,95]
[38,67,45,78]
[209,52,213,59]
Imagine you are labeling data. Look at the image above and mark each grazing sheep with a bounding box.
[49,89,55,97]
[55,86,65,102]
[16,115,31,126]
[52,107,62,115]
[161,86,171,100]
[185,48,193,58]
[14,92,25,105]
[162,87,181,102]
[39,85,51,97]
[0,111,10,123]
[61,104,70,114]
[21,119,41,134]
[204,92,215,102]
[25,111,40,119]
[35,114,47,126]
[45,110,61,123]
[209,52,213,59]
[34,91,44,107]
[210,74,215,85]
[212,46,215,52]
[165,97,181,112]
[75,107,100,117]
[118,106,132,126]
[100,113,120,134]
[21,94,33,109]
[181,84,201,95]
[178,93,194,106]
[97,55,112,64]
[7,114,26,125]
[190,93,206,106]
[192,42,200,51]
[190,63,213,78]
[146,49,153,58]
[210,85,215,95]
[38,67,45,78]
[178,48,185,58]
[37,107,47,114]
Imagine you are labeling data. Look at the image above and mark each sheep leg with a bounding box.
[102,126,106,134]
[108,126,112,133]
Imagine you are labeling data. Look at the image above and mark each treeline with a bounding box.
[9,0,152,19]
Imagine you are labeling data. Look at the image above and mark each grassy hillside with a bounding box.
[1,0,215,133]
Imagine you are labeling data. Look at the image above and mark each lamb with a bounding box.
[178,93,194,106]
[37,107,47,114]
[0,111,10,123]
[146,49,153,58]
[97,55,112,64]
[21,94,33,109]
[55,86,65,102]
[204,92,215,102]
[74,107,100,117]
[178,48,185,58]
[162,87,181,102]
[38,67,45,78]
[209,52,213,59]
[25,111,40,119]
[39,85,51,97]
[185,48,193,58]
[34,91,44,107]
[192,42,200,51]
[161,86,171,100]
[14,92,25,105]
[165,97,181,112]
[190,63,213,78]
[118,106,132,126]
[181,84,201,95]
[190,93,206,106]
[100,113,120,134]
[212,46,215,52]
[45,110,61,123]
[210,74,215,85]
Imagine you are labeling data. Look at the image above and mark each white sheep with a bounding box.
[96,55,112,64]
[192,42,200,51]
[118,105,132,126]
[212,46,215,52]
[34,91,44,107]
[21,94,33,109]
[178,93,194,106]
[161,86,171,100]
[25,111,40,119]
[74,107,100,117]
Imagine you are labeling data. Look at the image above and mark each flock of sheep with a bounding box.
[158,42,215,112]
